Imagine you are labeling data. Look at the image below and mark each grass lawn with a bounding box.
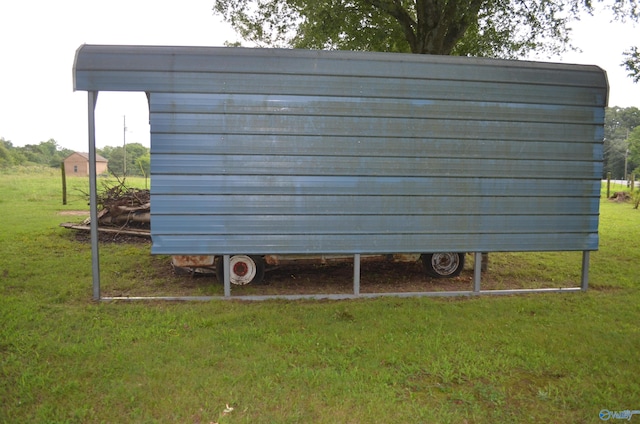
[1,168,639,423]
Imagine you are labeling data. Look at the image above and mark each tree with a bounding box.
[13,139,71,167]
[623,46,640,83]
[604,106,640,179]
[0,143,11,168]
[136,153,151,178]
[98,143,150,177]
[101,147,125,176]
[628,125,640,174]
[99,145,117,159]
[0,138,26,167]
[213,0,638,59]
[136,153,151,188]
[0,138,74,169]
[0,138,14,168]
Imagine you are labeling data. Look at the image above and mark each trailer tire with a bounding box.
[216,255,266,285]
[421,253,465,278]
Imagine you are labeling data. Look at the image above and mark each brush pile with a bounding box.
[91,184,150,229]
[610,191,631,202]
[60,180,151,238]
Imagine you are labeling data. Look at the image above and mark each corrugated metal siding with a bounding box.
[73,45,608,255]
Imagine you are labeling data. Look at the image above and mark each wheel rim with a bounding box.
[430,253,460,276]
[228,255,257,285]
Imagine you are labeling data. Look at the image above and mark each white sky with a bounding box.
[0,1,639,153]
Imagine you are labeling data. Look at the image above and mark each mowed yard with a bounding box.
[1,168,639,423]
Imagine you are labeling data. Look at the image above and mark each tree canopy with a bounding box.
[0,138,72,169]
[624,46,640,83]
[604,106,640,178]
[627,123,640,177]
[0,138,151,178]
[97,143,150,178]
[213,0,639,75]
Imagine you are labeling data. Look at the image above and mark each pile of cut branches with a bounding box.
[92,182,150,229]
[61,179,151,238]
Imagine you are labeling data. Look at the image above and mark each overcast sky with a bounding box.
[1,0,639,153]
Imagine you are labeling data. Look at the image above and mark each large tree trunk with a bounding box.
[366,0,484,54]
[415,0,484,54]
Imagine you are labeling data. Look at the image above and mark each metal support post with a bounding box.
[88,91,101,301]
[473,252,482,293]
[223,255,231,297]
[581,251,590,291]
[353,254,361,295]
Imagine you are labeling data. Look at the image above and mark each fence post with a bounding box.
[606,172,611,198]
[61,161,67,205]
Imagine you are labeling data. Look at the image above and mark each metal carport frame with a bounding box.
[78,45,600,302]
[84,113,590,305]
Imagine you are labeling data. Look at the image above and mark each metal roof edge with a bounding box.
[73,43,608,72]
[73,43,606,69]
[72,44,86,92]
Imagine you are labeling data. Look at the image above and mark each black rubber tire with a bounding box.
[421,253,465,278]
[215,255,266,285]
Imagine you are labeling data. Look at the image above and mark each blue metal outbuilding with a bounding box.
[73,45,608,300]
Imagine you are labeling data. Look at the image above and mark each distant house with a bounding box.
[63,152,108,177]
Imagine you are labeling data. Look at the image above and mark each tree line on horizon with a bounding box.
[0,138,150,178]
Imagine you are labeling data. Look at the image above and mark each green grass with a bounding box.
[1,169,640,423]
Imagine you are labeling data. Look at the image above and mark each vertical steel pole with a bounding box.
[581,251,590,291]
[88,91,101,301]
[353,254,361,295]
[223,255,231,297]
[473,252,482,293]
